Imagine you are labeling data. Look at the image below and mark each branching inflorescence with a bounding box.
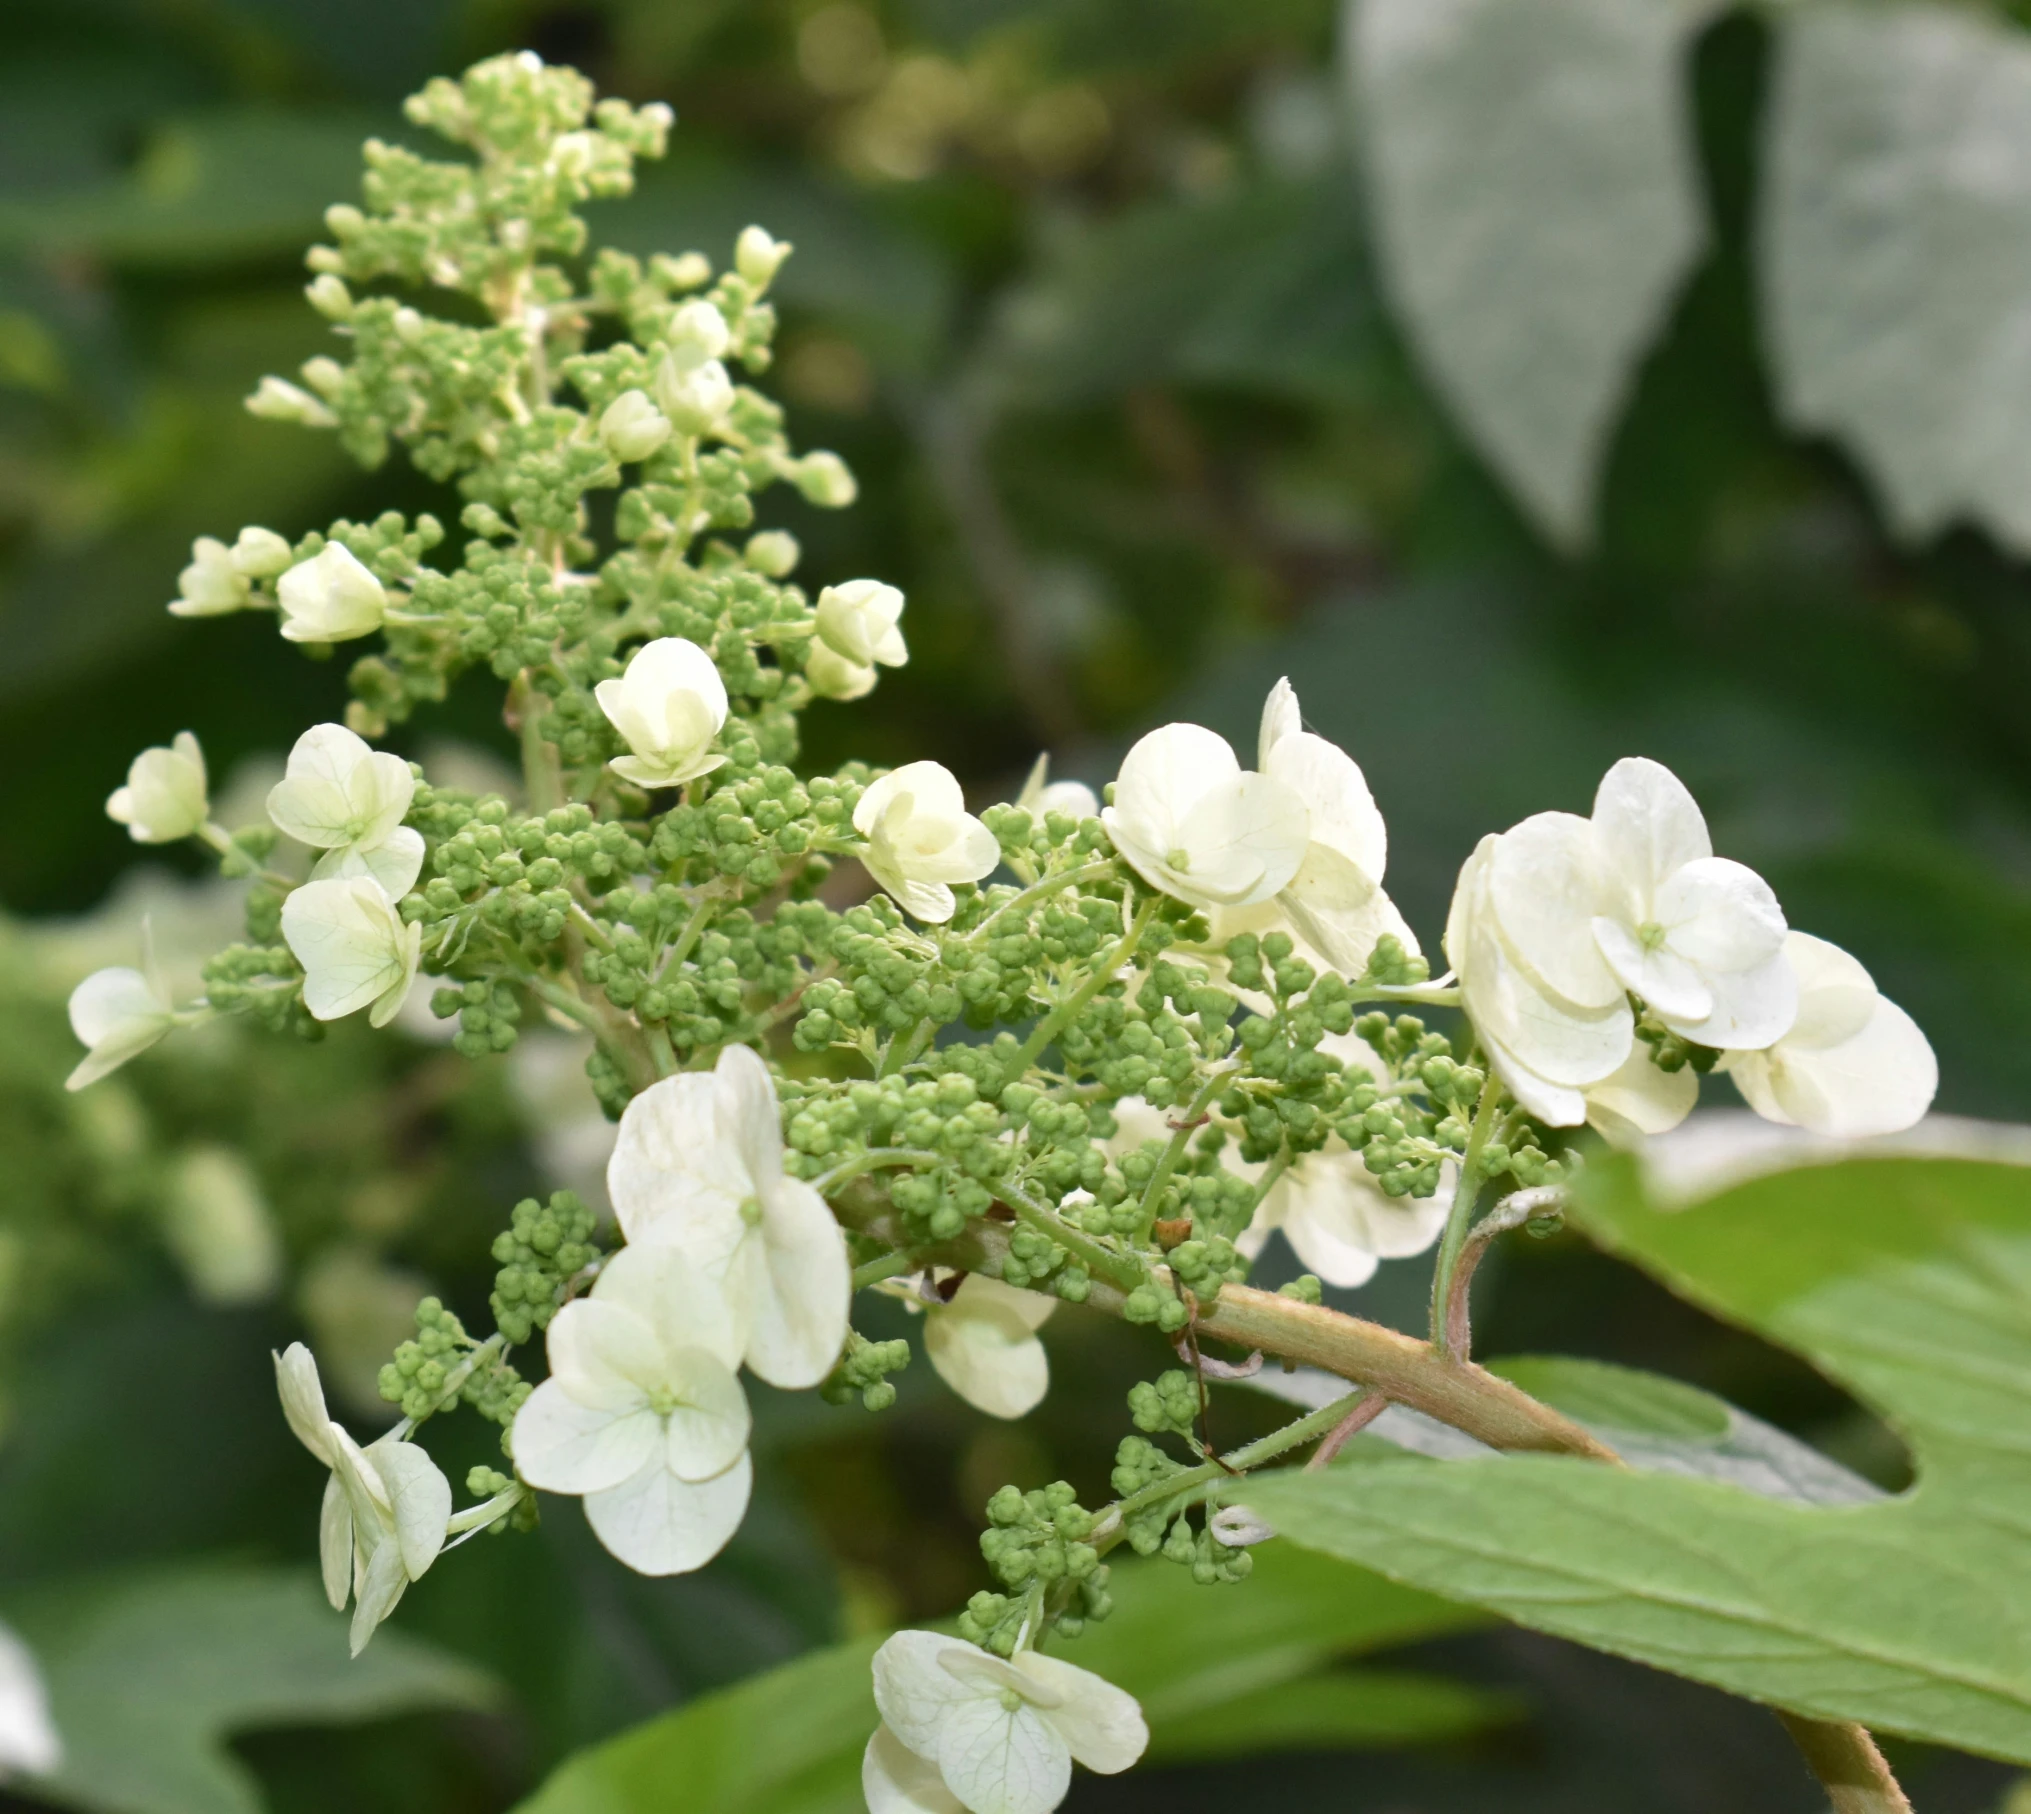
[68,52,1941,1814]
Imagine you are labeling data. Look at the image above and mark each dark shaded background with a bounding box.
[2,1,2026,1809]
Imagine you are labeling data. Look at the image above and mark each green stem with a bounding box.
[646,1024,679,1077]
[1348,982,1462,1009]
[1094,1386,1369,1554]
[852,1251,917,1292]
[654,895,717,984]
[997,1181,1144,1294]
[811,1147,946,1197]
[1427,1071,1503,1357]
[969,860,1119,945]
[1133,1064,1240,1241]
[1010,895,1158,1074]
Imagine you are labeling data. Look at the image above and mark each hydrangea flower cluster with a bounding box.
[57,53,1939,1814]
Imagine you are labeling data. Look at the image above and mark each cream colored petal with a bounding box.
[1658,947,1797,1052]
[546,1298,663,1410]
[1592,756,1711,909]
[659,1354,753,1481]
[347,1537,407,1656]
[316,825,426,900]
[597,1243,752,1376]
[1780,932,1879,1049]
[1257,675,1303,767]
[1486,813,1621,1010]
[273,1342,337,1465]
[1655,857,1786,974]
[1279,844,1420,977]
[934,1698,1070,1814]
[1766,997,1937,1139]
[1592,917,1712,1024]
[282,878,411,1022]
[318,1475,353,1610]
[1264,727,1387,880]
[748,1175,851,1389]
[873,1632,997,1764]
[607,1072,752,1255]
[512,1380,664,1495]
[1584,1047,1699,1147]
[865,1725,964,1814]
[583,1448,752,1576]
[367,1437,451,1579]
[927,1296,1051,1420]
[1015,1653,1148,1775]
[1167,770,1311,907]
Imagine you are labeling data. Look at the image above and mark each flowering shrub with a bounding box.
[56,51,1943,1814]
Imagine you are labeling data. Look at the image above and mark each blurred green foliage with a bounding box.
[4,0,2031,1810]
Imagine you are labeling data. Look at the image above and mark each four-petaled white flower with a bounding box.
[853,762,1001,924]
[1256,679,1418,976]
[1238,1140,1452,1290]
[907,1273,1056,1420]
[278,543,388,643]
[267,723,426,898]
[816,579,908,673]
[867,1631,1147,1814]
[1723,932,1937,1138]
[281,877,422,1027]
[596,637,731,789]
[512,1243,756,1576]
[1016,755,1099,822]
[608,1044,851,1388]
[66,957,176,1091]
[106,731,209,844]
[1103,723,1309,914]
[599,388,671,463]
[0,1620,59,1780]
[274,1343,451,1654]
[1489,757,1795,1050]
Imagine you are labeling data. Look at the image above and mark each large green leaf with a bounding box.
[1345,0,1720,548]
[513,1545,1509,1814]
[5,1563,499,1814]
[1762,3,2031,555]
[1248,1157,2031,1763]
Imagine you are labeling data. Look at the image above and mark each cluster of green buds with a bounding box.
[57,46,1945,1814]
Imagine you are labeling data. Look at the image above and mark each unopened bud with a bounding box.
[735,225,791,287]
[793,450,857,508]
[599,389,672,462]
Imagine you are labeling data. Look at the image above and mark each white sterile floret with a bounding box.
[1256,678,1418,975]
[853,762,1002,924]
[867,1631,1148,1814]
[922,1274,1055,1419]
[273,1343,451,1655]
[1446,834,1634,1126]
[267,723,426,898]
[0,1620,60,1780]
[816,579,908,670]
[653,302,736,434]
[106,731,209,844]
[1490,757,1795,1049]
[230,525,295,579]
[1722,932,1937,1138]
[170,537,249,617]
[595,636,730,789]
[599,388,672,463]
[511,1244,756,1576]
[277,543,389,643]
[281,877,423,1028]
[1579,1044,1699,1147]
[246,375,337,427]
[667,298,732,366]
[806,640,878,701]
[1015,754,1099,822]
[607,1044,851,1389]
[736,224,791,286]
[1103,723,1309,913]
[66,962,176,1090]
[1238,1142,1451,1290]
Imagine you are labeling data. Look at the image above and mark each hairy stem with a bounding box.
[1428,1075,1503,1357]
[1010,895,1158,1074]
[1775,1713,1912,1814]
[1443,1184,1567,1358]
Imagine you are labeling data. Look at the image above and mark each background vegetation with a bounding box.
[4,0,2029,1809]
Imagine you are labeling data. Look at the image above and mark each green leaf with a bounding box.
[0,111,387,265]
[514,1545,1502,1814]
[6,1562,499,1814]
[1246,1157,2031,1764]
[1763,3,2031,555]
[1345,0,1721,547]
